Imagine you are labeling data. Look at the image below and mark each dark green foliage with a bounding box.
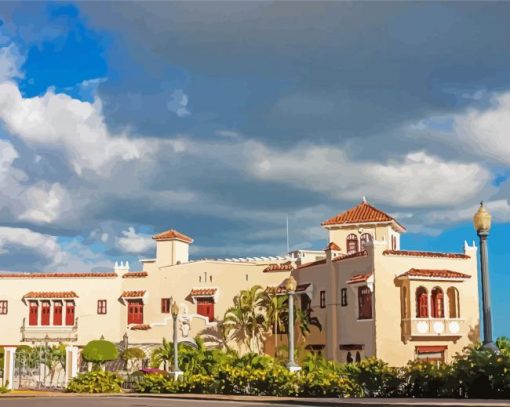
[82,340,118,364]
[66,371,123,393]
[121,347,145,361]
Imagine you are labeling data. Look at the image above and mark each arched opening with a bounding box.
[346,234,359,254]
[415,287,428,318]
[360,233,373,250]
[431,287,444,318]
[355,351,361,363]
[447,287,460,318]
[346,352,353,363]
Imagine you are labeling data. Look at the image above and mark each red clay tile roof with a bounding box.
[322,200,406,230]
[121,290,146,298]
[122,272,149,278]
[263,261,294,272]
[400,268,471,280]
[130,324,151,330]
[266,283,311,295]
[23,291,78,299]
[334,250,368,262]
[347,273,373,284]
[190,288,217,296]
[383,250,470,259]
[296,259,327,270]
[325,242,341,251]
[152,229,193,244]
[0,272,117,279]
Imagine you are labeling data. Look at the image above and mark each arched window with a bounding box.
[447,287,460,318]
[360,233,373,250]
[346,352,353,363]
[416,287,428,318]
[346,234,359,254]
[431,287,444,318]
[355,351,361,363]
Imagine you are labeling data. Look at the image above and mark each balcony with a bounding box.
[401,318,465,342]
[20,318,79,343]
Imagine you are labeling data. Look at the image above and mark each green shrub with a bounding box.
[82,340,118,365]
[66,371,123,393]
[0,382,10,394]
[344,357,401,397]
[121,347,145,361]
[401,360,454,398]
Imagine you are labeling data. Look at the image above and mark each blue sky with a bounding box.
[0,3,509,337]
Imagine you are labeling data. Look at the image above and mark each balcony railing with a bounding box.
[20,317,79,343]
[401,318,465,342]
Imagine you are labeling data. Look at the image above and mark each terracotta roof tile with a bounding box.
[121,290,146,298]
[122,272,149,278]
[383,250,470,259]
[263,261,294,272]
[322,200,406,230]
[347,273,373,284]
[190,288,217,296]
[325,242,341,251]
[400,268,471,280]
[130,324,151,331]
[152,229,193,244]
[334,250,368,262]
[23,291,78,299]
[0,272,117,279]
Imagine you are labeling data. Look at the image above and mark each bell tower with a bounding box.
[152,229,193,267]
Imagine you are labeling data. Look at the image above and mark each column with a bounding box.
[65,346,79,385]
[3,347,16,390]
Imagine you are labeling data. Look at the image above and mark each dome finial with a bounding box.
[362,196,367,204]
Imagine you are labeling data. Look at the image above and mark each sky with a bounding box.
[0,2,509,336]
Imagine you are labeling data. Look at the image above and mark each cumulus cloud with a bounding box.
[116,227,154,254]
[167,89,190,117]
[247,144,492,208]
[0,82,152,175]
[0,43,23,81]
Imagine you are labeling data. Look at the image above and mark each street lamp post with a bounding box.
[171,301,183,379]
[473,201,498,352]
[285,276,301,372]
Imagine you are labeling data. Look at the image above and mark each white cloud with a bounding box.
[18,183,71,224]
[168,89,190,117]
[247,144,491,208]
[0,43,24,82]
[116,226,154,254]
[0,81,152,175]
[0,226,63,265]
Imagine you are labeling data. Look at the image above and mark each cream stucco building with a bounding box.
[0,199,480,366]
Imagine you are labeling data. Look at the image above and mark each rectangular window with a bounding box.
[0,300,7,315]
[97,300,107,315]
[29,301,38,326]
[301,295,311,312]
[416,346,446,363]
[341,288,348,306]
[53,301,63,326]
[196,298,215,321]
[161,298,171,313]
[65,301,75,326]
[41,301,51,326]
[128,300,144,324]
[320,291,326,308]
[358,286,372,319]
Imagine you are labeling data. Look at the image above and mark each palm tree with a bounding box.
[265,292,288,355]
[223,285,270,353]
[151,338,173,371]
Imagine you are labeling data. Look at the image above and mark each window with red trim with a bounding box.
[29,301,38,326]
[97,300,107,315]
[128,300,144,324]
[161,298,171,313]
[346,234,359,254]
[320,291,326,308]
[53,301,63,326]
[41,301,51,326]
[0,300,7,315]
[431,287,444,318]
[358,286,372,319]
[416,287,428,318]
[65,301,75,326]
[196,298,214,321]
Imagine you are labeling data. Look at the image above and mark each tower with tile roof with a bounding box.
[152,229,194,266]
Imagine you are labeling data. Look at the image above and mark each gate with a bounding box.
[13,346,66,390]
